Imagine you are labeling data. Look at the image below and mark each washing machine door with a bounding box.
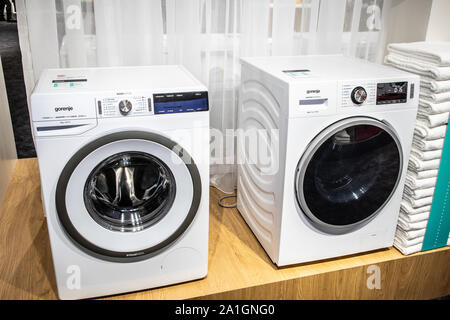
[56,131,201,262]
[295,117,403,234]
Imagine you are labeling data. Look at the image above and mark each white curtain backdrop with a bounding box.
[18,0,392,193]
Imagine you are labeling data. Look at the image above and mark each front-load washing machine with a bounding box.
[31,66,209,299]
[237,55,419,266]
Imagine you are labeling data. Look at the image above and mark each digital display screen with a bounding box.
[153,91,208,114]
[376,82,408,105]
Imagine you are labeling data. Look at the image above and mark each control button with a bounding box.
[148,98,152,112]
[97,101,102,115]
[119,100,132,115]
[351,86,367,105]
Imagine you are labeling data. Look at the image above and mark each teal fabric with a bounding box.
[422,118,450,251]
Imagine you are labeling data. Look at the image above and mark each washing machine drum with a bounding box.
[55,131,201,262]
[295,118,403,234]
[84,151,175,232]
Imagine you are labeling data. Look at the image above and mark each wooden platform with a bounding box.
[0,158,449,299]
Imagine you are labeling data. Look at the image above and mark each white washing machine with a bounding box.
[31,66,209,299]
[237,55,419,266]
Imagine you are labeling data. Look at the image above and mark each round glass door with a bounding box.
[56,131,201,262]
[295,118,403,234]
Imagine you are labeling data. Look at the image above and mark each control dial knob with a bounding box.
[351,86,367,105]
[119,100,132,115]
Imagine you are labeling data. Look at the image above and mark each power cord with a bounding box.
[218,194,237,208]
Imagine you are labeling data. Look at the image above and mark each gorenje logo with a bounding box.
[306,89,320,94]
[55,106,73,112]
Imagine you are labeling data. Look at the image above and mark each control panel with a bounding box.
[96,95,151,118]
[96,91,208,118]
[340,82,376,107]
[153,91,208,114]
[340,81,409,107]
[376,82,408,105]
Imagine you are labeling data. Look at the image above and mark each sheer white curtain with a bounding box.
[18,0,392,193]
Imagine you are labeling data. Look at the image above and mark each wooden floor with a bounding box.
[0,158,449,299]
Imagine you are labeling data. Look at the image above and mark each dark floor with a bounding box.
[1,20,36,158]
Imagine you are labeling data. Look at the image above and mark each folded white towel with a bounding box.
[400,200,431,214]
[416,111,449,128]
[403,185,435,199]
[405,175,437,189]
[394,240,422,255]
[419,99,450,114]
[387,42,450,66]
[414,120,447,140]
[408,155,441,171]
[407,168,438,179]
[420,77,450,93]
[412,136,444,151]
[396,226,426,240]
[395,233,425,247]
[403,194,433,208]
[420,87,450,103]
[397,216,428,230]
[399,210,430,223]
[410,148,442,161]
[385,54,450,80]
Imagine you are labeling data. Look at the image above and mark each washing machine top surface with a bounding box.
[33,65,204,94]
[240,54,417,83]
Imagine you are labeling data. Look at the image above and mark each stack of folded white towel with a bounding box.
[385,42,450,255]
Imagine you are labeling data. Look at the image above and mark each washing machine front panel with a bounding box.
[56,131,202,262]
[295,117,403,235]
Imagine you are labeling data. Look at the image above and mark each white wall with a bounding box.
[382,0,450,59]
[0,58,17,207]
[383,0,433,57]
[426,0,450,41]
